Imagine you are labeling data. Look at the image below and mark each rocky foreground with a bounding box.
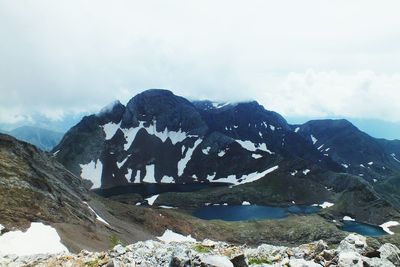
[1,233,400,267]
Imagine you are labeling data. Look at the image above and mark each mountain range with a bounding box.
[2,89,400,255]
[0,126,63,151]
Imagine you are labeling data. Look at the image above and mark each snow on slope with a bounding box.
[177,139,202,176]
[103,120,190,151]
[380,221,400,235]
[84,202,110,226]
[213,165,279,185]
[143,165,156,183]
[235,140,274,154]
[146,194,160,205]
[80,159,103,189]
[0,223,68,256]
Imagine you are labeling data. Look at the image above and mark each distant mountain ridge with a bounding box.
[1,126,63,151]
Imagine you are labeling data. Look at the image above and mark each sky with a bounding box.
[0,1,400,139]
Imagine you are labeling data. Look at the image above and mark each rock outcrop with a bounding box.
[1,233,399,267]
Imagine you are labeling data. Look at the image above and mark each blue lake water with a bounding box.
[193,205,321,221]
[340,221,387,236]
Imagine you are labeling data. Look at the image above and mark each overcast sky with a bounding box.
[1,1,400,131]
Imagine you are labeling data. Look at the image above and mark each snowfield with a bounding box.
[0,223,68,256]
[80,160,103,189]
[380,221,400,235]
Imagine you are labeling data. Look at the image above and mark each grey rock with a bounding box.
[378,243,400,266]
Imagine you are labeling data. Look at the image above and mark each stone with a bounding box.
[337,251,363,267]
[378,243,400,266]
[200,255,234,267]
[113,244,127,255]
[230,254,248,267]
[338,234,367,254]
[289,258,321,267]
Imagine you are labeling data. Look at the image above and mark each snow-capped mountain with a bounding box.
[54,89,339,189]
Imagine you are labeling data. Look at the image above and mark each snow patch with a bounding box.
[0,222,68,256]
[157,229,196,243]
[80,159,103,189]
[368,161,374,165]
[159,206,177,209]
[160,175,175,183]
[380,221,399,235]
[206,172,216,181]
[214,165,279,185]
[291,170,298,176]
[252,154,262,159]
[146,194,159,205]
[177,139,202,176]
[294,127,300,133]
[310,135,317,144]
[373,179,377,183]
[143,164,156,183]
[341,164,349,169]
[242,201,251,205]
[102,122,121,140]
[391,153,400,163]
[235,140,274,154]
[218,150,226,157]
[343,216,355,221]
[202,147,211,155]
[84,202,110,226]
[125,168,133,182]
[317,202,334,209]
[133,170,141,183]
[117,157,128,168]
[269,125,275,131]
[303,169,310,175]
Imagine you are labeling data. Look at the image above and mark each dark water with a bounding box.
[340,221,387,236]
[92,183,231,198]
[193,205,321,221]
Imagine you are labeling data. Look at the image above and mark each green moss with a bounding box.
[248,257,272,265]
[193,244,212,253]
[109,234,124,248]
[85,259,99,267]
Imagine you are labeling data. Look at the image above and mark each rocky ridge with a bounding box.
[1,233,399,267]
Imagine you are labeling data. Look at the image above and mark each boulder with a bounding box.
[378,243,400,266]
[199,255,234,267]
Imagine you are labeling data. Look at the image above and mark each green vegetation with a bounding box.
[109,234,124,248]
[193,244,213,253]
[85,258,99,267]
[248,257,272,265]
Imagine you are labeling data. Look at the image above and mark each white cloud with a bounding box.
[0,0,400,125]
[256,70,400,122]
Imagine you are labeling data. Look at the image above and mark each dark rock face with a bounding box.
[295,119,400,183]
[55,89,340,189]
[54,90,400,192]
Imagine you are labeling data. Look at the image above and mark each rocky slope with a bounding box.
[0,133,153,252]
[2,233,400,267]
